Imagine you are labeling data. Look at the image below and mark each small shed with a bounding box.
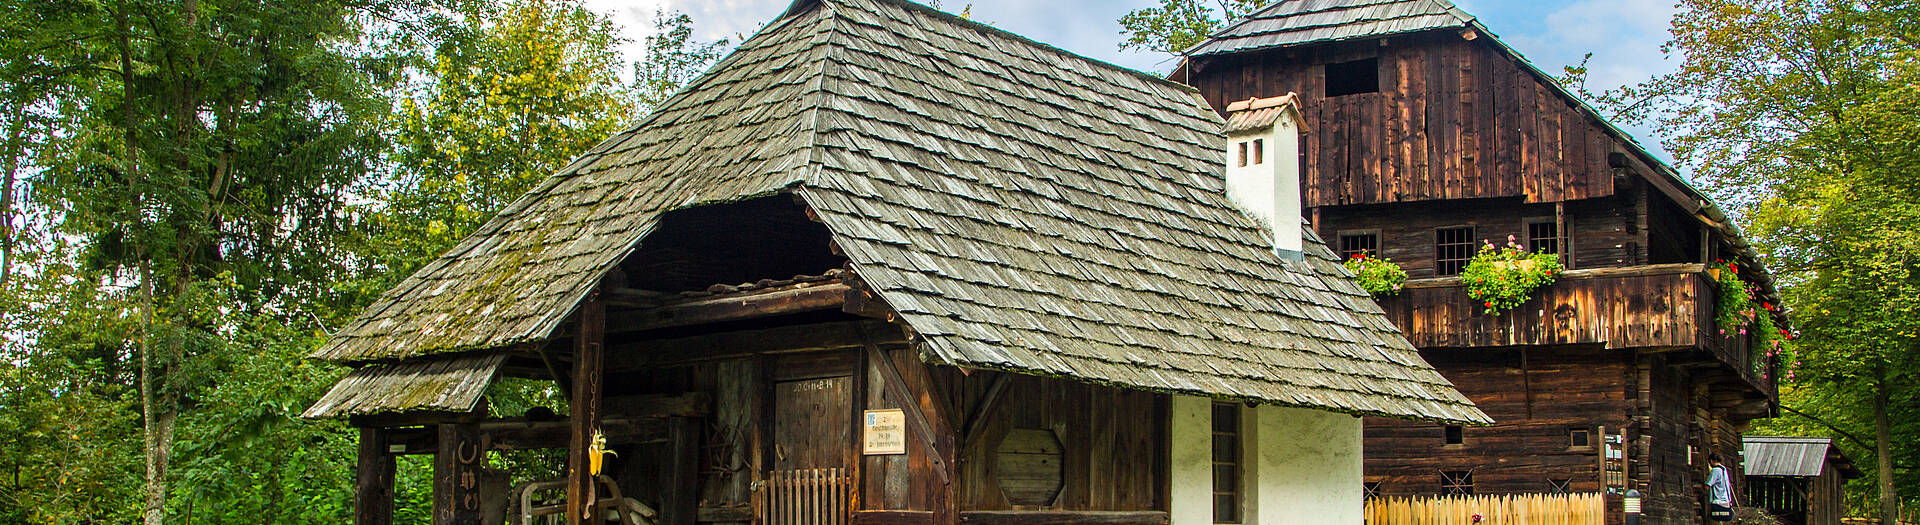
[1743,436,1862,525]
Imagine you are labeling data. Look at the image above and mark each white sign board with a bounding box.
[862,409,907,455]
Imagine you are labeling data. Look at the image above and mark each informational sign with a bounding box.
[862,409,907,455]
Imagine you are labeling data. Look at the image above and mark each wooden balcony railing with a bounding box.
[1374,263,1773,396]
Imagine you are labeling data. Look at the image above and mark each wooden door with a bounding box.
[761,376,854,525]
[774,376,852,469]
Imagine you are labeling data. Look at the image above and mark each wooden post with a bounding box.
[662,416,701,525]
[355,427,395,525]
[567,297,606,525]
[433,422,483,525]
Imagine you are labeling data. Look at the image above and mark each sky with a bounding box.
[584,0,1681,160]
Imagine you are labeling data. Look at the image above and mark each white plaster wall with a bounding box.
[1222,107,1304,255]
[1249,405,1363,525]
[1170,399,1363,525]
[1170,395,1214,525]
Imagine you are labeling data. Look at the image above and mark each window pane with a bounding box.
[1214,494,1239,523]
[1435,227,1474,275]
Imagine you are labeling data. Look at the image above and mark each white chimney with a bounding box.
[1222,93,1306,257]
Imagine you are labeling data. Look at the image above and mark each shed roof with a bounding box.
[1744,436,1864,479]
[305,0,1487,424]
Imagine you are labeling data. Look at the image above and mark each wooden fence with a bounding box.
[755,468,852,525]
[1365,493,1606,525]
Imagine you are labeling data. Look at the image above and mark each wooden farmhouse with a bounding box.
[1174,0,1788,523]
[1743,436,1863,525]
[301,0,1489,524]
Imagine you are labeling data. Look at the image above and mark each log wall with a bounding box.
[1373,265,1710,350]
[1363,346,1633,496]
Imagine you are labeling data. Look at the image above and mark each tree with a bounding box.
[1117,0,1270,56]
[1604,0,1920,521]
[7,0,414,521]
[361,1,728,284]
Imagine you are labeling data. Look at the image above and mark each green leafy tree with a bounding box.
[1117,0,1270,56]
[1600,0,1920,521]
[362,1,728,283]
[4,0,418,521]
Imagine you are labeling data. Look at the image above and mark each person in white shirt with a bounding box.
[1706,454,1734,521]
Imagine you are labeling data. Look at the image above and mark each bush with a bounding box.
[1343,252,1408,297]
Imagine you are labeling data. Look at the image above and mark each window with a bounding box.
[1364,482,1383,500]
[1212,403,1242,523]
[1435,227,1474,276]
[1252,139,1264,165]
[1527,219,1560,254]
[1326,58,1380,97]
[1443,425,1464,445]
[1237,141,1248,167]
[1547,478,1572,494]
[1569,427,1592,449]
[1339,232,1379,259]
[1440,471,1474,496]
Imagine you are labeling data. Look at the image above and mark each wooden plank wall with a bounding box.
[1374,268,1708,350]
[1189,33,1620,206]
[1315,195,1641,278]
[947,373,1168,512]
[1363,346,1633,496]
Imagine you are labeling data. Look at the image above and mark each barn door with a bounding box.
[759,376,853,525]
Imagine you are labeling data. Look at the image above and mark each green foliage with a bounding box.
[1343,252,1407,297]
[1594,0,1920,516]
[0,0,728,521]
[1117,0,1270,56]
[1459,237,1562,315]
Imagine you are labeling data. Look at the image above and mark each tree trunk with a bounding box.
[1875,369,1898,525]
[0,116,23,287]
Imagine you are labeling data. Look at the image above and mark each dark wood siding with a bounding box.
[1373,265,1710,350]
[1188,33,1621,206]
[1364,346,1632,496]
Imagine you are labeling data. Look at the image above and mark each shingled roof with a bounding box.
[1183,0,1476,57]
[307,0,1487,424]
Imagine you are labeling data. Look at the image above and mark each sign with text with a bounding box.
[862,409,907,455]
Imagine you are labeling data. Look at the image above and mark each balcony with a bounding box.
[1374,263,1773,398]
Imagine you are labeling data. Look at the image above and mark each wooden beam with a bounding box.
[605,321,904,371]
[566,297,606,525]
[855,510,935,525]
[355,427,396,525]
[859,331,951,485]
[957,511,1169,525]
[433,422,483,525]
[608,282,849,333]
[1398,263,1706,289]
[478,417,667,451]
[961,372,1013,447]
[349,411,479,429]
[1611,149,1703,214]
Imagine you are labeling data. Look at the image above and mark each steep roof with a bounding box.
[1184,0,1476,57]
[1178,0,1791,326]
[1744,436,1864,479]
[308,0,1487,424]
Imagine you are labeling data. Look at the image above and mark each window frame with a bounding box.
[1325,58,1382,97]
[1337,229,1381,260]
[1524,217,1560,256]
[1211,402,1243,524]
[1443,424,1464,446]
[1434,226,1476,276]
[1568,427,1594,451]
[1440,470,1474,496]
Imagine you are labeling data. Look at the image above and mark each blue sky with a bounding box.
[587,0,1680,159]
